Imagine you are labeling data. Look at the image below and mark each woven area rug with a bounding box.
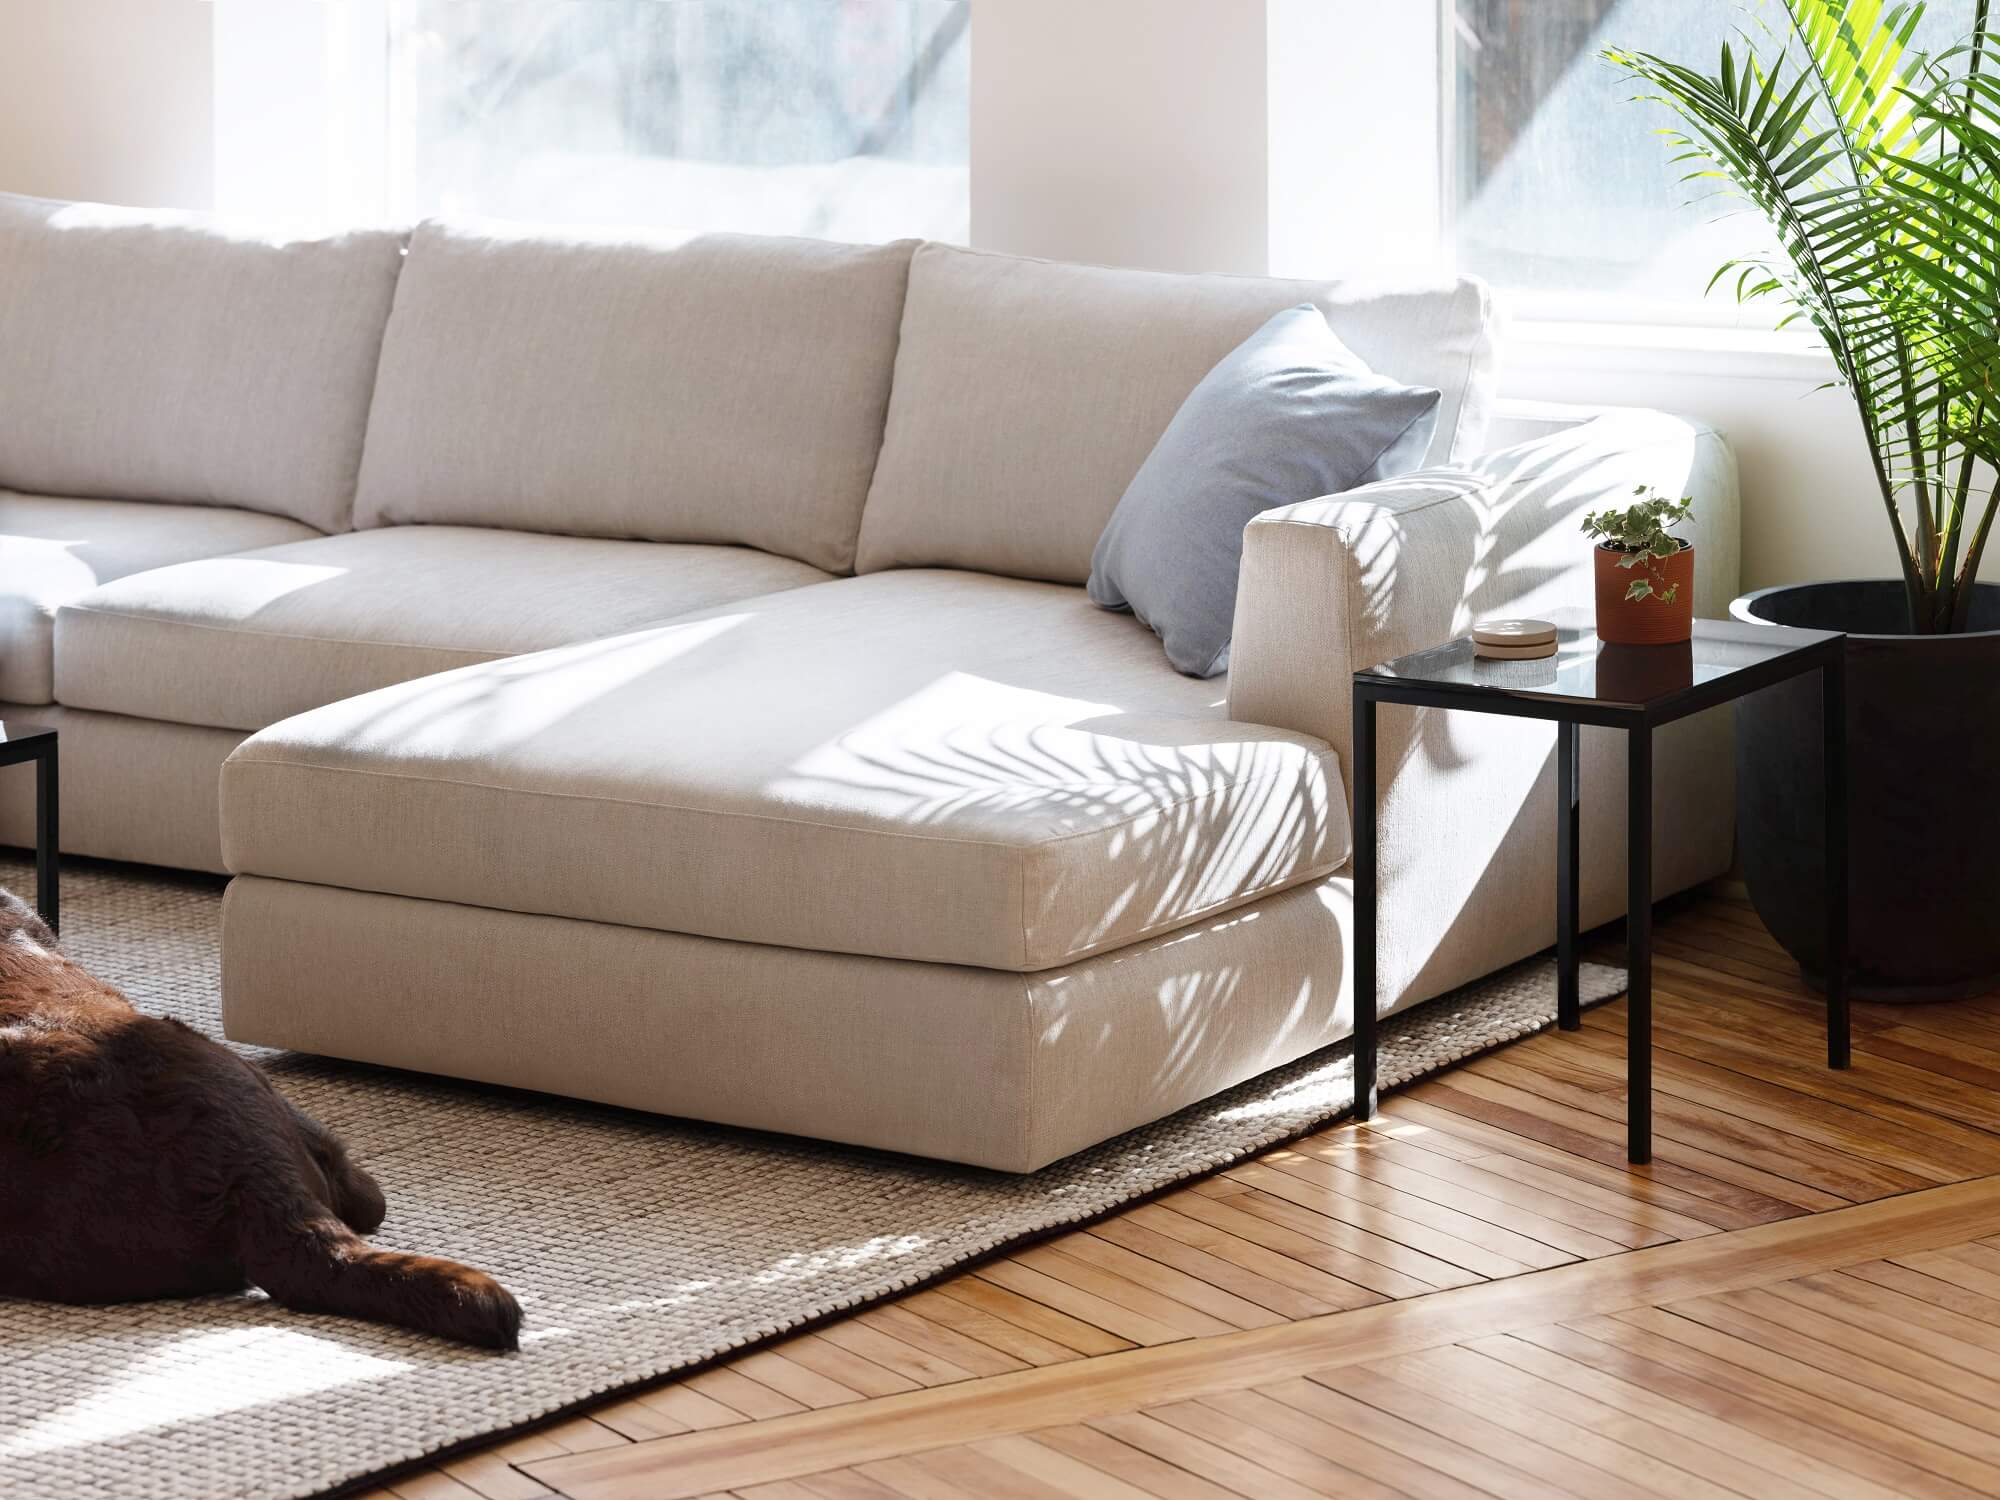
[0,853,1624,1500]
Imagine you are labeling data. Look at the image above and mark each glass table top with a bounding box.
[1356,613,1842,711]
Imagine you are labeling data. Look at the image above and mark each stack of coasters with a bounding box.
[1472,618,1558,660]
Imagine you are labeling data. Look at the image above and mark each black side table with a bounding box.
[1,721,58,933]
[1350,618,1847,1164]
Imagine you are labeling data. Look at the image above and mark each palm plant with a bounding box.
[1607,0,2000,632]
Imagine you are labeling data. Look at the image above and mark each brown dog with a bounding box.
[0,887,520,1349]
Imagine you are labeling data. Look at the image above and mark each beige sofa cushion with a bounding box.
[1,493,317,704]
[353,221,915,573]
[56,526,829,732]
[0,194,404,532]
[855,243,1498,584]
[221,571,1348,971]
[223,873,1355,1173]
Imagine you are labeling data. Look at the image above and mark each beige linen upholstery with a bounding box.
[222,571,1348,971]
[55,526,830,732]
[855,243,1497,583]
[1228,404,1741,1012]
[0,194,404,531]
[0,493,316,704]
[222,873,1356,1173]
[0,703,241,872]
[354,222,914,573]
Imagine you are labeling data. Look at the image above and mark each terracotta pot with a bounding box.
[1594,542,1694,644]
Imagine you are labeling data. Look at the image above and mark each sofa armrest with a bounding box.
[1227,406,1740,768]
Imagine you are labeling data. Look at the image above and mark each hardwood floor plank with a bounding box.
[895,1288,1093,1368]
[1322,1365,1647,1499]
[631,1384,755,1432]
[848,1456,982,1500]
[1296,1127,1676,1248]
[685,1366,812,1421]
[1464,1333,1834,1500]
[1265,1142,1622,1260]
[1695,1287,2000,1421]
[1225,1159,1547,1279]
[1369,1344,1742,1499]
[1843,1257,2000,1332]
[1376,1096,1770,1231]
[730,1350,869,1410]
[1046,1231,1287,1330]
[1254,1376,1575,1500]
[1601,1306,2000,1484]
[587,1394,693,1442]
[1087,1213,1348,1319]
[1558,1020,2000,1182]
[520,1176,2000,1499]
[1191,1387,1494,1500]
[818,1316,983,1387]
[1165,1179,1470,1293]
[903,1442,1074,1498]
[968,1434,1161,1499]
[777,1333,924,1399]
[796,1471,911,1500]
[1463,1053,1918,1203]
[1029,1425,1243,1500]
[387,1472,494,1500]
[977,1259,1201,1346]
[852,1302,1031,1378]
[1408,1076,1823,1219]
[931,1276,1138,1357]
[1087,1411,1352,1500]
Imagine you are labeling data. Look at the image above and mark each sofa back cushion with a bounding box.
[855,243,1498,585]
[0,193,405,532]
[353,221,915,573]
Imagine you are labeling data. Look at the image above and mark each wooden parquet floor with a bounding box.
[360,886,2000,1500]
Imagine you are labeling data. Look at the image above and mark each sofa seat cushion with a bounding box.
[1,492,318,704]
[56,525,831,732]
[221,570,1349,972]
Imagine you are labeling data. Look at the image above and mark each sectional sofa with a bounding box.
[0,192,1740,1171]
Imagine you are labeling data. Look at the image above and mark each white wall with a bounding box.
[972,0,1270,273]
[0,0,213,209]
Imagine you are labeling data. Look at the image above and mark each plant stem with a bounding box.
[1952,483,2000,630]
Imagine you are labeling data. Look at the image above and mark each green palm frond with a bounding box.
[1607,0,2000,632]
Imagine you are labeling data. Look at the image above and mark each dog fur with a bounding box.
[0,887,521,1349]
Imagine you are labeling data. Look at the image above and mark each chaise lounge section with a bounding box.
[0,195,1741,1170]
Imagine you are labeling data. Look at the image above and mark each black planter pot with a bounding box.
[1732,579,2000,1002]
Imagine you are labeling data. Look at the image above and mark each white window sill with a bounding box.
[1506,317,1838,384]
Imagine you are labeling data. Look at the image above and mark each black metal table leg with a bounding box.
[1352,687,1378,1122]
[1557,720,1580,1031]
[1627,726,1653,1164]
[36,737,57,935]
[1823,651,1849,1069]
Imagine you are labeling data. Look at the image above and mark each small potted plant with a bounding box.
[1582,486,1694,645]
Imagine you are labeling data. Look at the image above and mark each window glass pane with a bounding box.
[387,0,968,242]
[1451,0,1973,312]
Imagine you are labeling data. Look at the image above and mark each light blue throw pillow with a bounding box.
[1088,303,1442,677]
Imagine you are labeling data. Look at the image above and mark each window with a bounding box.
[386,0,968,241]
[213,0,967,244]
[1445,0,1974,322]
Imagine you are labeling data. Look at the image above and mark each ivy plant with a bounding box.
[1582,485,1697,603]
